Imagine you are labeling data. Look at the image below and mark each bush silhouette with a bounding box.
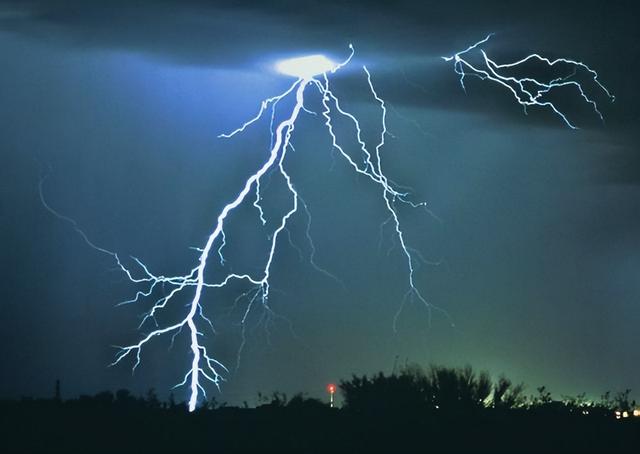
[340,364,530,414]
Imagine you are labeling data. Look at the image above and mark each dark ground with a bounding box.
[1,399,638,453]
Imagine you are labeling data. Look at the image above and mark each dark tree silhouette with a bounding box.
[492,375,526,409]
[0,367,636,453]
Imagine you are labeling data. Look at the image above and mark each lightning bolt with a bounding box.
[42,45,439,411]
[443,34,614,128]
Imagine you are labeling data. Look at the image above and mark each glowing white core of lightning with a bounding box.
[275,54,338,79]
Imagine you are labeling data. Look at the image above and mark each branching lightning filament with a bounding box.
[443,34,614,128]
[41,46,437,412]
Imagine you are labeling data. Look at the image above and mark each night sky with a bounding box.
[1,0,639,407]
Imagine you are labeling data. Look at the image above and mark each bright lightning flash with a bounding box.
[275,54,338,79]
[43,45,437,412]
[443,34,614,128]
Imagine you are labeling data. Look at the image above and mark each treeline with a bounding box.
[1,365,637,453]
[339,364,636,416]
[5,364,636,416]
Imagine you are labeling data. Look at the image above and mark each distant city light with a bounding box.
[616,409,640,419]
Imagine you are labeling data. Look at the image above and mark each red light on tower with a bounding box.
[327,383,336,408]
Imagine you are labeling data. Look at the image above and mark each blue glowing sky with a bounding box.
[0,0,638,405]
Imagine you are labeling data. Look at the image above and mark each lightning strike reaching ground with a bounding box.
[443,34,615,128]
[42,47,435,412]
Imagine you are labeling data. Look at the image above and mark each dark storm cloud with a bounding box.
[0,0,486,65]
[0,2,623,61]
[3,1,636,53]
[0,1,629,68]
[1,0,637,131]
